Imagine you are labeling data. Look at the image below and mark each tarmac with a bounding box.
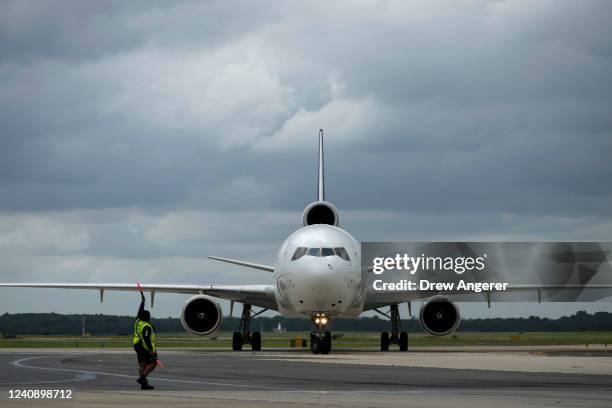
[1,347,612,407]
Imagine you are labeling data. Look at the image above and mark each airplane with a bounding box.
[1,130,611,354]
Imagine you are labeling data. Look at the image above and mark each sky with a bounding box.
[0,0,611,320]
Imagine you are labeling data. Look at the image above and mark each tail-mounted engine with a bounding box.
[180,295,223,335]
[302,201,340,226]
[419,295,460,336]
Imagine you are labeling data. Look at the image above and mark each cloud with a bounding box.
[0,0,611,317]
[0,1,282,63]
[0,214,90,253]
[257,95,376,151]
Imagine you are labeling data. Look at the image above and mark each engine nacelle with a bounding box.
[302,201,340,226]
[180,295,222,335]
[419,296,460,336]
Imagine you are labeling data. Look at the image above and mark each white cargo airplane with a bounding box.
[1,131,609,354]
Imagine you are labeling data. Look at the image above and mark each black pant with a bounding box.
[134,342,156,365]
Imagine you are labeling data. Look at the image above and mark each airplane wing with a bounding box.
[208,256,274,272]
[0,283,277,310]
[363,283,612,311]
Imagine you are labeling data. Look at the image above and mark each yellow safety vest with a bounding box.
[133,319,156,352]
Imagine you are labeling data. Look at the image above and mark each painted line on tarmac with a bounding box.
[0,372,96,386]
[8,354,429,395]
[10,355,288,390]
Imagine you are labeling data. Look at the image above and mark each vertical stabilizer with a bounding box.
[302,129,340,226]
[318,129,325,202]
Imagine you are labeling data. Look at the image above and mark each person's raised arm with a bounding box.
[137,284,145,319]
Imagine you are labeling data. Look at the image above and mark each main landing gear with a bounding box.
[232,304,267,351]
[310,313,331,354]
[376,304,408,351]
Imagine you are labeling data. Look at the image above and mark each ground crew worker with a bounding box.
[133,289,157,390]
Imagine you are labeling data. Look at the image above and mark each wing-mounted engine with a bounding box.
[302,201,340,226]
[419,295,460,336]
[180,295,223,335]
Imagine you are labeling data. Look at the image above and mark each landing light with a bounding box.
[312,313,330,328]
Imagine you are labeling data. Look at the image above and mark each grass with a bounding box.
[1,331,612,349]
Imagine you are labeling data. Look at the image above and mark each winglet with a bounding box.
[318,129,325,202]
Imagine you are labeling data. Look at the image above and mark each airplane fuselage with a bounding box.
[274,224,363,319]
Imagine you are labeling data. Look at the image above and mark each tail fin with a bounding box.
[302,130,339,226]
[318,129,325,202]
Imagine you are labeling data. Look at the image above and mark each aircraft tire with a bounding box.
[380,332,390,351]
[399,331,408,351]
[232,331,243,351]
[321,332,331,354]
[311,336,321,354]
[251,331,261,351]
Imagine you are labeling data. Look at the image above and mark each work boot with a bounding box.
[141,383,155,390]
[136,376,146,386]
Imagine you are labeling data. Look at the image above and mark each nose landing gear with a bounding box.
[310,314,331,354]
[311,331,331,354]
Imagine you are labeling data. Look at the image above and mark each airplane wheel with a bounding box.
[399,331,408,351]
[232,331,243,351]
[311,336,321,354]
[251,331,261,351]
[321,332,331,355]
[380,332,390,351]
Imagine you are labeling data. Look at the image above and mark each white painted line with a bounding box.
[11,355,287,390]
[7,353,428,395]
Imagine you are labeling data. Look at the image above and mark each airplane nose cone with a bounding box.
[286,262,351,313]
[308,262,337,288]
[316,261,334,274]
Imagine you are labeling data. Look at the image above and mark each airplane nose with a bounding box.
[306,263,336,287]
[277,256,357,315]
[295,262,349,311]
[313,261,333,274]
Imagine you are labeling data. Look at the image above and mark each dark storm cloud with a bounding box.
[0,1,612,318]
[0,0,281,63]
[1,0,611,219]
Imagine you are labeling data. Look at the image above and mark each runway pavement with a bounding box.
[1,349,612,407]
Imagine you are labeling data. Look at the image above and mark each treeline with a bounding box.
[1,311,611,336]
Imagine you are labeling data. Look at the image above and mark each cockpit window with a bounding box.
[334,247,351,261]
[291,246,351,261]
[307,247,321,256]
[321,248,335,257]
[291,247,308,261]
